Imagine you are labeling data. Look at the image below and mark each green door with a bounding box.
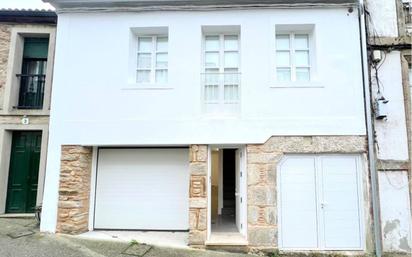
[6,131,42,213]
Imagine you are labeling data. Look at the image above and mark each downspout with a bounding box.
[358,1,383,256]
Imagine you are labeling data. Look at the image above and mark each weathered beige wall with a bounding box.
[0,116,49,124]
[246,136,368,250]
[56,145,93,235]
[0,24,11,109]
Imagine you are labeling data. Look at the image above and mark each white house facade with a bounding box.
[36,0,410,255]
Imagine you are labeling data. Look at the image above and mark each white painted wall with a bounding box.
[371,52,409,161]
[366,0,399,37]
[378,171,412,253]
[41,8,366,232]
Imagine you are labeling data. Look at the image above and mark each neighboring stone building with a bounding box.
[365,0,412,255]
[0,10,56,216]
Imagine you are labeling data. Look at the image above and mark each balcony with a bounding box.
[16,74,45,109]
[202,72,240,115]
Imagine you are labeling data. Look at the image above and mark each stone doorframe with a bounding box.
[246,136,373,253]
[188,145,208,246]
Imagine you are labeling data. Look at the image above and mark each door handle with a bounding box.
[320,202,328,209]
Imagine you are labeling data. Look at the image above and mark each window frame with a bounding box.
[271,26,322,88]
[275,32,311,83]
[136,35,168,85]
[201,33,241,113]
[203,33,240,73]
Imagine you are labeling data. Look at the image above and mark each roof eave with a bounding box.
[44,0,359,13]
[0,10,57,24]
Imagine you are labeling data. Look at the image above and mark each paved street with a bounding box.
[0,218,255,257]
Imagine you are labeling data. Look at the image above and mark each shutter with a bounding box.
[23,38,49,59]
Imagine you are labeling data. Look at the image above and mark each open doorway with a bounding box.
[209,147,247,244]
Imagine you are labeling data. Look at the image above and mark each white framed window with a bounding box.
[203,34,240,106]
[137,35,168,84]
[276,33,311,82]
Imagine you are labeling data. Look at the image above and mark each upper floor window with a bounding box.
[137,36,168,84]
[17,37,49,109]
[276,33,311,82]
[203,34,240,114]
[403,1,412,34]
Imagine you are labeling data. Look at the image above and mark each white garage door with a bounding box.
[94,148,190,230]
[279,155,363,250]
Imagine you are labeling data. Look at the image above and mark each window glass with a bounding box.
[224,84,239,102]
[137,70,150,83]
[155,70,168,83]
[224,52,239,68]
[276,51,290,67]
[138,37,152,52]
[203,33,240,108]
[296,67,310,81]
[156,53,168,68]
[277,68,291,82]
[156,37,168,52]
[224,35,238,51]
[295,50,309,66]
[136,36,168,84]
[137,53,151,69]
[294,34,309,49]
[205,52,220,68]
[205,85,219,102]
[276,35,290,50]
[205,36,220,51]
[276,32,311,82]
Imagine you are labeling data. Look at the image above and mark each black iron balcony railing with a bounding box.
[16,74,45,109]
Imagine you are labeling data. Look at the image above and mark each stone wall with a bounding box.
[0,24,11,108]
[246,136,367,249]
[188,145,208,247]
[56,145,93,234]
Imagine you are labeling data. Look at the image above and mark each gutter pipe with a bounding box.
[358,1,382,256]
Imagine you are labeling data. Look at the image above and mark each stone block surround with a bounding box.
[56,145,93,234]
[54,137,367,249]
[188,145,208,246]
[246,136,367,249]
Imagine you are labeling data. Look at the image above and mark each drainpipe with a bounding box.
[358,1,383,256]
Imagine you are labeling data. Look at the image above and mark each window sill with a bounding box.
[122,83,173,90]
[202,113,241,120]
[270,81,324,88]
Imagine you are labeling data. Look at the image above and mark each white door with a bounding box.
[235,150,241,231]
[319,156,362,249]
[94,148,189,230]
[279,155,363,250]
[279,156,319,249]
[235,148,247,235]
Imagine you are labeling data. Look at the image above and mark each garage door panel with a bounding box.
[280,156,318,249]
[279,155,363,250]
[94,148,189,230]
[320,156,362,249]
